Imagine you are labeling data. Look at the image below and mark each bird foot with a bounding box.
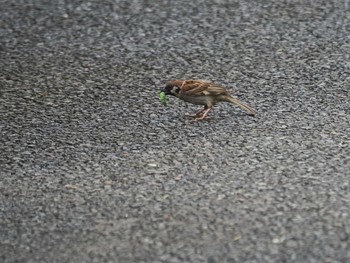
[185,112,199,117]
[186,107,211,121]
[185,110,205,118]
[193,116,211,121]
[192,108,212,121]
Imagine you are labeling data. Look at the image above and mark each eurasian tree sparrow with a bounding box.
[161,79,257,120]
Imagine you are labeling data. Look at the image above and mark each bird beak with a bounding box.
[160,88,170,95]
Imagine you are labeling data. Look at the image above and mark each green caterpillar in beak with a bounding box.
[159,91,168,106]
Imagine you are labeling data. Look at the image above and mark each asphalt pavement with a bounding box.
[1,0,350,262]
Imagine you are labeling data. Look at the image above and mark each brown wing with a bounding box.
[179,80,229,96]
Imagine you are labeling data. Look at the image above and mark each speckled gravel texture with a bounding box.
[1,0,350,262]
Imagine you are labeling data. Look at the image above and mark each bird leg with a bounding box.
[194,107,212,121]
[185,107,207,117]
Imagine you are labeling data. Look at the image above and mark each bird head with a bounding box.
[161,81,181,96]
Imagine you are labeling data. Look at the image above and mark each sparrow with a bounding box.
[161,79,257,120]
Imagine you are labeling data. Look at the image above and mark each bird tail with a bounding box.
[220,95,257,116]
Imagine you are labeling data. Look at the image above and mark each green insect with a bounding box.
[159,91,168,106]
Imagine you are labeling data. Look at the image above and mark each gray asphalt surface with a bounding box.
[1,0,350,262]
